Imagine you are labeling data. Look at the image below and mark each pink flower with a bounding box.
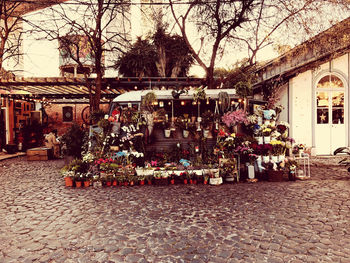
[222,109,249,127]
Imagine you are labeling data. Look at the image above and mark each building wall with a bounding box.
[289,70,313,147]
[44,103,109,136]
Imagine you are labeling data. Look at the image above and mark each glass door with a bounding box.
[315,75,346,155]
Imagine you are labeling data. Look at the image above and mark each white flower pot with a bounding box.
[262,155,270,163]
[209,177,223,185]
[263,136,271,144]
[271,155,278,163]
[164,129,171,138]
[256,136,263,145]
[248,165,255,179]
[203,129,210,138]
[183,130,189,138]
[278,155,285,162]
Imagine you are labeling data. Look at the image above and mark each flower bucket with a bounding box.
[271,155,278,163]
[75,181,82,188]
[262,155,270,163]
[278,155,285,162]
[256,136,263,145]
[112,180,117,186]
[203,129,210,138]
[263,136,271,144]
[248,165,255,179]
[164,129,171,138]
[64,177,73,187]
[183,130,189,138]
[209,177,223,185]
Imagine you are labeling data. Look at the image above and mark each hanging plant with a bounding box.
[193,86,206,102]
[218,92,230,113]
[142,92,157,112]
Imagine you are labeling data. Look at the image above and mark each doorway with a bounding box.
[315,74,346,155]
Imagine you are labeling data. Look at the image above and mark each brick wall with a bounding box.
[44,103,109,136]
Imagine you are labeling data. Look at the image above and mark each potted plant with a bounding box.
[145,174,153,185]
[201,110,213,138]
[61,123,86,159]
[138,174,145,185]
[285,159,298,181]
[262,126,272,144]
[209,169,222,185]
[203,174,209,185]
[141,91,157,112]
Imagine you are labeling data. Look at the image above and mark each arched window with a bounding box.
[316,74,344,124]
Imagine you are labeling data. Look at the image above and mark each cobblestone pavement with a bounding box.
[1,157,350,263]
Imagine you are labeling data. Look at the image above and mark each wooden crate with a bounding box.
[27,147,50,161]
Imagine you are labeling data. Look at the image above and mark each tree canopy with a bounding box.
[167,0,350,88]
[116,24,194,78]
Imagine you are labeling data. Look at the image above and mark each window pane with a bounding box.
[317,76,330,89]
[317,91,329,107]
[332,92,344,124]
[332,108,344,124]
[330,75,344,88]
[317,109,329,124]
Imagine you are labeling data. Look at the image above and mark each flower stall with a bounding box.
[61,88,308,187]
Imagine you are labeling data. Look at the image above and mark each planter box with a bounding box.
[209,177,223,185]
[267,170,288,182]
[27,147,50,161]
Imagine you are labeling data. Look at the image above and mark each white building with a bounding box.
[253,17,350,156]
[15,0,163,78]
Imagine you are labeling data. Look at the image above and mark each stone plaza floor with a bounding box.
[1,156,350,262]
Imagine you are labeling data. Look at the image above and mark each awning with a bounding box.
[0,76,207,104]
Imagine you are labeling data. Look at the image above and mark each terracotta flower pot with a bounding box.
[64,177,73,187]
[189,179,193,184]
[183,179,188,184]
[83,180,90,187]
[112,180,117,186]
[106,181,112,187]
[75,181,82,188]
[139,180,145,185]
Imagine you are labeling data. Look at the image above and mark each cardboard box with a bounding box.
[27,147,50,161]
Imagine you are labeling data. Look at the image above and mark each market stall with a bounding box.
[61,87,306,187]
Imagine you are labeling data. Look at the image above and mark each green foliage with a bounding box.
[116,38,158,77]
[61,123,86,158]
[90,109,106,124]
[141,92,157,112]
[214,60,257,98]
[115,24,194,78]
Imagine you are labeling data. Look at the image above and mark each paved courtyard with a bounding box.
[1,157,350,263]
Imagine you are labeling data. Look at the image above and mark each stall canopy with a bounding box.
[0,76,207,104]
